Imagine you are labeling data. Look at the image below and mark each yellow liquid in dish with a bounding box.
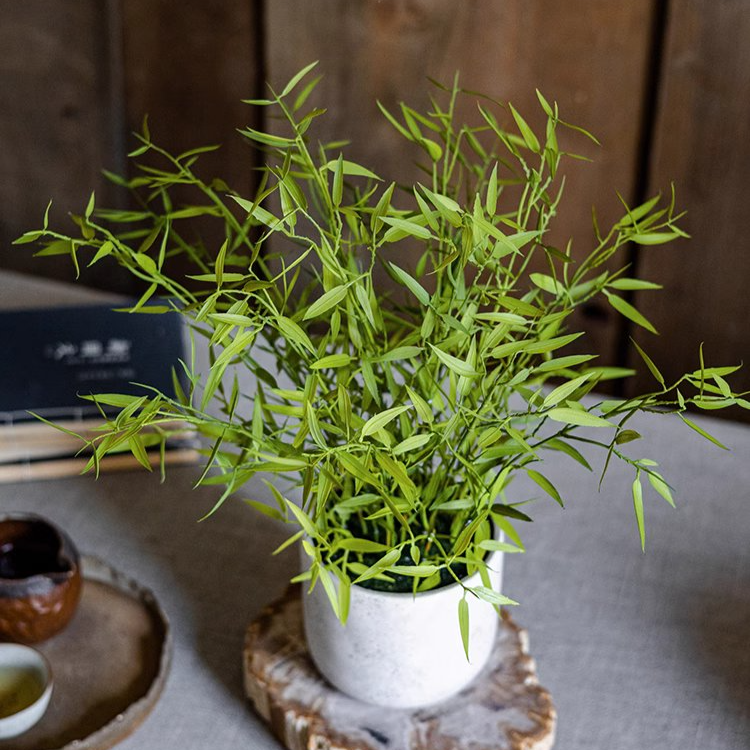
[0,668,44,718]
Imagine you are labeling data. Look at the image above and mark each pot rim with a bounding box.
[344,544,503,600]
[306,524,504,600]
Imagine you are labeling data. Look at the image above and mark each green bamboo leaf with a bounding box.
[303,285,348,319]
[209,313,254,327]
[630,338,665,387]
[389,565,440,577]
[530,273,565,295]
[354,284,376,328]
[88,240,114,266]
[338,576,351,625]
[420,137,443,161]
[495,296,543,317]
[429,344,480,378]
[382,216,432,241]
[536,89,554,116]
[239,128,295,148]
[604,291,657,334]
[284,499,317,538]
[546,408,613,428]
[371,346,422,363]
[280,60,319,97]
[542,373,592,408]
[648,471,675,508]
[388,263,430,305]
[80,393,143,408]
[414,189,440,232]
[609,278,662,291]
[306,403,327,448]
[491,503,533,522]
[630,231,682,245]
[526,469,564,507]
[353,549,401,583]
[458,598,470,660]
[471,586,519,606]
[632,472,646,552]
[135,253,157,275]
[535,354,598,372]
[615,429,642,444]
[338,453,380,487]
[317,565,340,620]
[617,194,661,226]
[332,153,344,207]
[544,438,593,470]
[277,315,315,352]
[499,332,583,359]
[361,405,411,437]
[490,340,529,359]
[679,414,729,450]
[244,499,286,522]
[477,539,524,554]
[375,452,417,502]
[393,434,432,455]
[509,103,541,152]
[187,272,245,283]
[419,185,463,226]
[486,162,498,215]
[335,538,390,553]
[376,100,413,141]
[406,386,433,423]
[311,353,352,370]
[13,230,44,245]
[371,182,395,232]
[323,159,382,181]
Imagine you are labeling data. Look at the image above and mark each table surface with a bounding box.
[1,270,749,750]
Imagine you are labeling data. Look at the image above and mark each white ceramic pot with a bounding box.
[302,545,504,708]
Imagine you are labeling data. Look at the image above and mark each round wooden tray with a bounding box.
[244,586,556,750]
[0,556,171,750]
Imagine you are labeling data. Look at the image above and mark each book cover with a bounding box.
[0,303,187,424]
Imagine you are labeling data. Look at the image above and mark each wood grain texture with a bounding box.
[632,0,750,419]
[244,586,556,750]
[121,0,261,287]
[0,0,135,292]
[265,0,657,364]
[121,0,259,194]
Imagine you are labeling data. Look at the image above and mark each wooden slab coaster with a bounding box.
[244,586,556,750]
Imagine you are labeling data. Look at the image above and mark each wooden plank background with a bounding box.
[266,0,656,369]
[631,0,750,415]
[0,0,747,420]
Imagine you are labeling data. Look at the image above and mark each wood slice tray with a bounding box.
[244,586,556,750]
[0,556,171,750]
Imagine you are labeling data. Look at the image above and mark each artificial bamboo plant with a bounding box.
[18,63,746,635]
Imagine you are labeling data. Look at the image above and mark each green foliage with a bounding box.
[19,64,747,621]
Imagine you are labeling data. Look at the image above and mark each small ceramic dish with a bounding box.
[0,643,53,739]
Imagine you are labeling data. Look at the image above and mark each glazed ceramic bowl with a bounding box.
[0,514,82,643]
[0,643,53,738]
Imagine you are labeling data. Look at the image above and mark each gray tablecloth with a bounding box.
[1,270,749,749]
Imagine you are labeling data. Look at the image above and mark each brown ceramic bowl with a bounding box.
[0,514,82,643]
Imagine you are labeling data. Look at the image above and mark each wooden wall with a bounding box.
[1,0,748,419]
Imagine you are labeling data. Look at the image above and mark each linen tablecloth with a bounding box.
[1,270,748,749]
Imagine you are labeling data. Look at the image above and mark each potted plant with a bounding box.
[17,63,745,708]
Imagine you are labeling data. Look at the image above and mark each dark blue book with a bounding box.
[0,303,199,481]
[0,303,186,424]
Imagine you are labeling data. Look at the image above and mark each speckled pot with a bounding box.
[302,544,504,708]
[0,514,82,643]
